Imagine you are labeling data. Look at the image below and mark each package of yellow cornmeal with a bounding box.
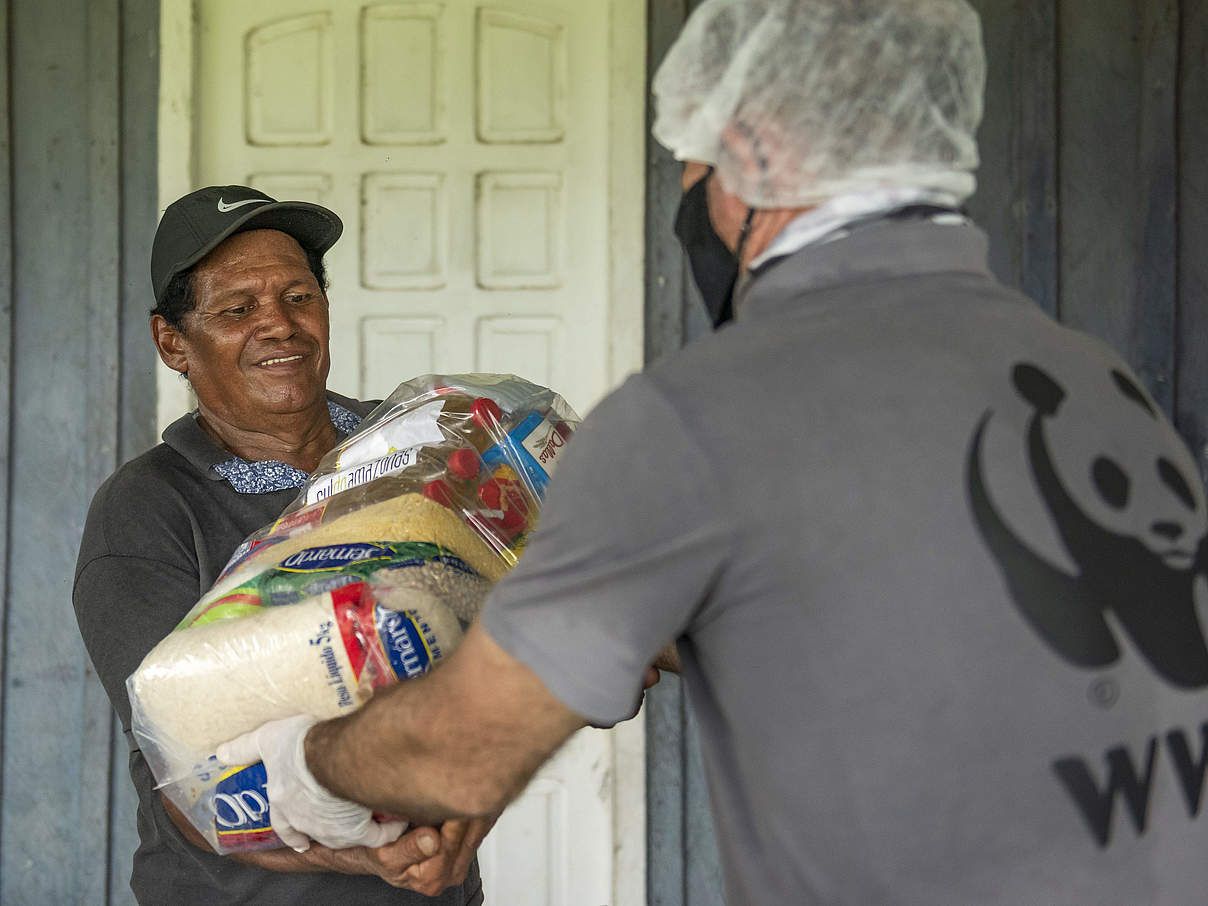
[180,494,503,629]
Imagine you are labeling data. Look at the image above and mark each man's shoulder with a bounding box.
[633,331,756,423]
[96,439,199,505]
[80,443,197,554]
[560,371,716,486]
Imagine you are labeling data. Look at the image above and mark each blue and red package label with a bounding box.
[212,762,279,850]
[371,605,441,681]
[482,412,570,496]
[277,542,394,572]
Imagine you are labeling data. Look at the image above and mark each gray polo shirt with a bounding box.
[483,218,1208,903]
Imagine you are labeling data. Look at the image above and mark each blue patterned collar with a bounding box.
[211,400,362,494]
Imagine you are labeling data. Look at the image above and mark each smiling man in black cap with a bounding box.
[72,186,486,905]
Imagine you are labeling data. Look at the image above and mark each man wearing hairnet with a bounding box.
[221,1,1208,901]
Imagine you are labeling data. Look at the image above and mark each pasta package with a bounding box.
[127,374,580,853]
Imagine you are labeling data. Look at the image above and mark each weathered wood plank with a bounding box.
[966,0,1014,287]
[644,14,691,906]
[109,734,139,906]
[645,3,722,903]
[644,0,692,367]
[643,9,691,905]
[0,0,12,868]
[84,0,126,900]
[81,1,123,902]
[108,1,162,897]
[1132,0,1180,412]
[1,2,110,901]
[1058,0,1139,355]
[1059,0,1179,412]
[119,0,161,463]
[1174,0,1208,478]
[940,1,1060,314]
[646,677,685,906]
[967,0,1025,290]
[680,0,721,346]
[1014,0,1059,316]
[682,697,725,906]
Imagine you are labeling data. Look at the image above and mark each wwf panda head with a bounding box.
[1014,362,1207,570]
[967,359,1208,687]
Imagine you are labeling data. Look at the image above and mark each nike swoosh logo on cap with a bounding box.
[217,197,265,213]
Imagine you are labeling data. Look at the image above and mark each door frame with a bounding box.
[156,2,647,903]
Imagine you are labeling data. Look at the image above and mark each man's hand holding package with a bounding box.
[379,814,498,895]
[217,713,490,892]
[217,715,403,852]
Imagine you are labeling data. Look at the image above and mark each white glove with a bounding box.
[216,715,407,852]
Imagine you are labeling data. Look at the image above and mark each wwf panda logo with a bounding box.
[966,362,1208,689]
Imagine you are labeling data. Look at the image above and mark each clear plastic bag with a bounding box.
[198,373,579,621]
[154,574,467,853]
[127,373,579,852]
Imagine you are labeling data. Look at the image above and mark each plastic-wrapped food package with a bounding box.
[127,374,579,853]
[154,574,469,853]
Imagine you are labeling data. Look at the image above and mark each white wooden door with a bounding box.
[179,1,647,902]
[195,0,623,416]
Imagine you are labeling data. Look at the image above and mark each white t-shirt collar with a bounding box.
[748,187,965,270]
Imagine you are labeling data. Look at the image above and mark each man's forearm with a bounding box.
[305,687,463,826]
[304,621,583,825]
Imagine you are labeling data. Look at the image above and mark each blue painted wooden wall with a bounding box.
[0,1,159,902]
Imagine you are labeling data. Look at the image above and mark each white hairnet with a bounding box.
[652,0,986,207]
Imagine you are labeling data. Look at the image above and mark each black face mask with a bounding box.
[673,168,754,328]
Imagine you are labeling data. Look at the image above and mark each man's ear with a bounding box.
[151,315,189,374]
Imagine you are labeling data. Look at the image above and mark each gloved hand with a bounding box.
[216,715,407,852]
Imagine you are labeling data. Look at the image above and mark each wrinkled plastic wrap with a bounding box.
[127,374,579,853]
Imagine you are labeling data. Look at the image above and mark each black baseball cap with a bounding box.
[150,185,343,305]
